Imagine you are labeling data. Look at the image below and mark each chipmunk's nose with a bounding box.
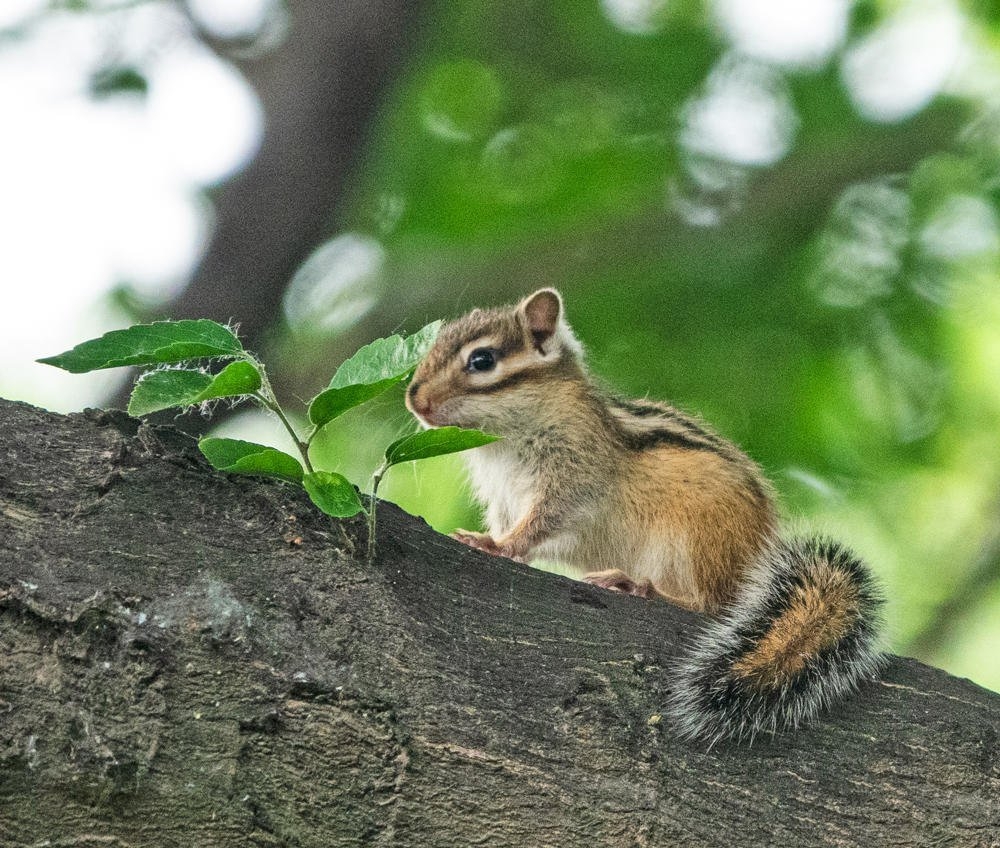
[406,379,431,416]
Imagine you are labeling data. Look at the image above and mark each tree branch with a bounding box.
[0,397,997,846]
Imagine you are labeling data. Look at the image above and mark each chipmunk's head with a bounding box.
[406,288,584,432]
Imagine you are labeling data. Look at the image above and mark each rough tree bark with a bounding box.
[0,397,997,847]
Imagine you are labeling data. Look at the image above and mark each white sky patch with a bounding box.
[0,4,262,411]
[146,44,263,185]
[841,1,964,123]
[712,0,849,68]
[680,56,797,167]
[0,0,44,30]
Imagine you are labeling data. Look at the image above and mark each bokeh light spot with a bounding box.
[841,2,963,123]
[480,124,562,205]
[712,0,849,68]
[283,233,385,334]
[809,181,911,308]
[419,60,505,143]
[600,0,670,35]
[680,56,797,167]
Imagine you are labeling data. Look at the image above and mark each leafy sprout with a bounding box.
[38,319,497,541]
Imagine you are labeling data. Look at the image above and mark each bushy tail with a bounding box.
[669,537,885,745]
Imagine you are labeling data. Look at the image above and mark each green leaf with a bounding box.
[193,360,262,401]
[37,319,244,373]
[129,370,212,416]
[127,361,262,417]
[327,320,441,389]
[307,376,407,428]
[302,471,365,518]
[90,65,148,99]
[198,437,303,483]
[307,320,442,428]
[384,426,500,467]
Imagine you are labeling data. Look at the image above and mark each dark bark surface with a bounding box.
[0,397,998,847]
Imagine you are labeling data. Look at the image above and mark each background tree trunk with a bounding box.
[0,397,997,847]
[169,0,422,342]
[108,0,425,415]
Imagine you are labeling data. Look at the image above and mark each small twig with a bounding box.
[367,463,388,565]
[250,359,314,474]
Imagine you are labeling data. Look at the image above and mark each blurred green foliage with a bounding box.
[269,1,1000,692]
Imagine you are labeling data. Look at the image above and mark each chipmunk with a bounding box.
[406,288,884,744]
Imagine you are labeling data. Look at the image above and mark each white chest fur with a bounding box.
[463,443,536,538]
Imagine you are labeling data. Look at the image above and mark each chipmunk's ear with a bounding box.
[518,288,563,351]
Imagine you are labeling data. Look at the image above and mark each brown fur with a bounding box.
[408,289,778,611]
[622,448,776,611]
[408,290,884,743]
[730,563,860,686]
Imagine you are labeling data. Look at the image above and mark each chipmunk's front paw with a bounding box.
[452,530,528,562]
[452,529,502,555]
[582,569,654,598]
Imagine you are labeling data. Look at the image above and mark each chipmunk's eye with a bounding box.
[466,348,497,372]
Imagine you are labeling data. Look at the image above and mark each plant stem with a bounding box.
[367,463,387,564]
[250,364,314,474]
[271,401,315,475]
